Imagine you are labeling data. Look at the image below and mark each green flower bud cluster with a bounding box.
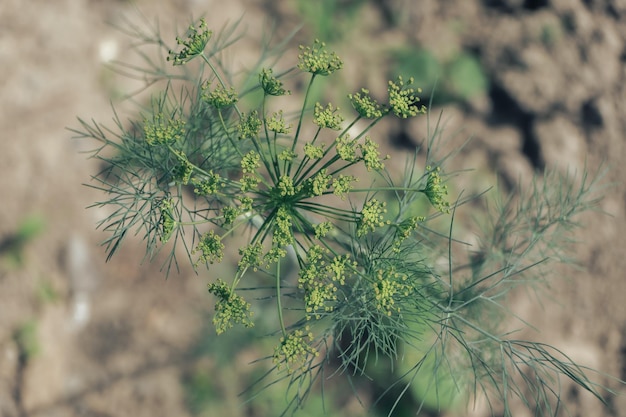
[168,18,212,65]
[298,246,335,319]
[332,174,358,199]
[240,151,261,192]
[372,267,411,316]
[263,246,287,266]
[423,166,450,213]
[358,199,388,237]
[238,111,262,140]
[348,88,385,119]
[298,39,343,76]
[278,149,298,162]
[202,82,238,109]
[393,216,425,252]
[144,113,185,146]
[276,175,298,197]
[192,171,224,196]
[266,111,291,134]
[273,327,318,374]
[238,242,263,272]
[307,169,332,196]
[208,279,254,334]
[359,136,385,171]
[272,206,294,248]
[335,135,358,162]
[313,221,333,238]
[313,102,344,130]
[193,230,224,266]
[259,68,290,96]
[304,142,325,160]
[387,76,427,119]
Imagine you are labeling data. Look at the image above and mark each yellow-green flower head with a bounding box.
[357,199,388,237]
[359,136,385,171]
[263,246,287,266]
[387,76,427,118]
[332,174,357,199]
[326,254,355,285]
[168,18,212,65]
[335,135,358,162]
[222,206,239,225]
[202,82,238,109]
[372,268,409,316]
[273,205,294,247]
[304,142,325,160]
[208,279,254,334]
[239,174,260,192]
[144,113,185,146]
[313,221,333,238]
[259,68,290,96]
[348,88,385,119]
[313,102,344,130]
[276,175,298,197]
[273,327,318,373]
[278,149,298,162]
[266,110,292,134]
[238,111,262,140]
[393,216,425,252]
[241,150,260,174]
[193,230,224,266]
[297,245,336,319]
[302,169,330,197]
[192,171,224,196]
[423,166,450,213]
[298,39,343,76]
[238,242,263,272]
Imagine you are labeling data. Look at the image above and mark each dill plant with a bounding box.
[74,16,621,416]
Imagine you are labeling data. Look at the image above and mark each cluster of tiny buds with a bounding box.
[273,327,319,374]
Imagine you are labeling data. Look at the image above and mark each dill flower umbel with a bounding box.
[357,199,388,236]
[237,111,262,140]
[273,327,318,373]
[313,102,344,130]
[348,88,385,119]
[192,171,224,196]
[202,82,238,109]
[168,18,212,65]
[193,230,224,265]
[208,280,254,334]
[144,113,185,146]
[387,76,427,118]
[423,166,451,213]
[259,68,290,96]
[266,111,291,134]
[298,39,343,76]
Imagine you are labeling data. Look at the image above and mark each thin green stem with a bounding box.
[287,74,317,175]
[276,256,287,338]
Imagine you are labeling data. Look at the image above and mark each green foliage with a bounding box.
[75,16,620,417]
